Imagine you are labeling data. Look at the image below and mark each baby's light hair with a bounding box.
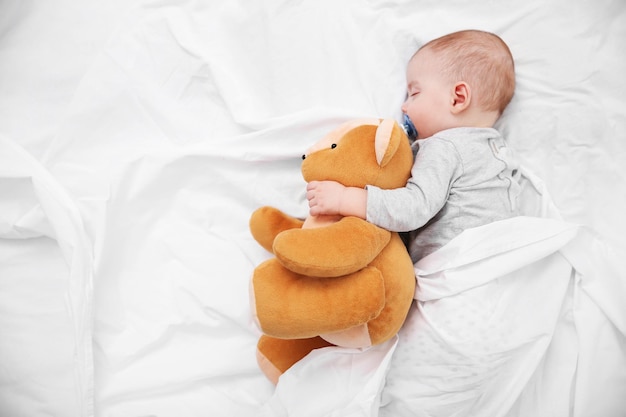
[417,30,515,114]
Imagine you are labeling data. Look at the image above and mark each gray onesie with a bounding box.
[366,127,521,263]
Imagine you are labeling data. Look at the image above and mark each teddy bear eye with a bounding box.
[331,143,337,149]
[302,154,306,160]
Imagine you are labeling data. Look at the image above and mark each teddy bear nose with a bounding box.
[302,154,306,160]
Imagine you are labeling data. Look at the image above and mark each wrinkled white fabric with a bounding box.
[0,135,94,417]
[262,338,398,417]
[0,1,624,416]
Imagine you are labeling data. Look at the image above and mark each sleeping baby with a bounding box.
[306,29,521,263]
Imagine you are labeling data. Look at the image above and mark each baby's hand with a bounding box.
[306,181,346,216]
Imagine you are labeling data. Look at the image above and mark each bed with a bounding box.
[1,0,625,416]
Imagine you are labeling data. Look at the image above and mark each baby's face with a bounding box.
[401,48,454,139]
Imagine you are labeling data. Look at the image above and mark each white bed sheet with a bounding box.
[1,0,625,416]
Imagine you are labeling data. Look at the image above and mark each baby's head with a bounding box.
[422,30,515,114]
[403,30,515,138]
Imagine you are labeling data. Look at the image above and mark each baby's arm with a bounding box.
[306,181,367,219]
[307,139,460,229]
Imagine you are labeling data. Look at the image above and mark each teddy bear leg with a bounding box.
[249,206,304,254]
[257,335,333,384]
[252,258,386,338]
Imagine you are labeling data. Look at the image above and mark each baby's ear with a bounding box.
[451,82,471,113]
[375,119,403,167]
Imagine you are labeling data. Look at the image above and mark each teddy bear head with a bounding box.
[301,118,413,189]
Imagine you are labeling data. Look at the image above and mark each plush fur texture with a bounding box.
[249,119,416,384]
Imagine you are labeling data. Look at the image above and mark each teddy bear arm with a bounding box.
[249,206,305,253]
[273,217,391,277]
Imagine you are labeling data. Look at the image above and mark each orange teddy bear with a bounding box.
[249,118,416,384]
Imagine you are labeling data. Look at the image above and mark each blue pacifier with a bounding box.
[402,114,417,140]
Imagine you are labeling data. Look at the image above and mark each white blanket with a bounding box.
[383,219,625,417]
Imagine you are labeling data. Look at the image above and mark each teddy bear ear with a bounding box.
[375,119,403,167]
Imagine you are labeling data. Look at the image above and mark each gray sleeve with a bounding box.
[365,138,462,232]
